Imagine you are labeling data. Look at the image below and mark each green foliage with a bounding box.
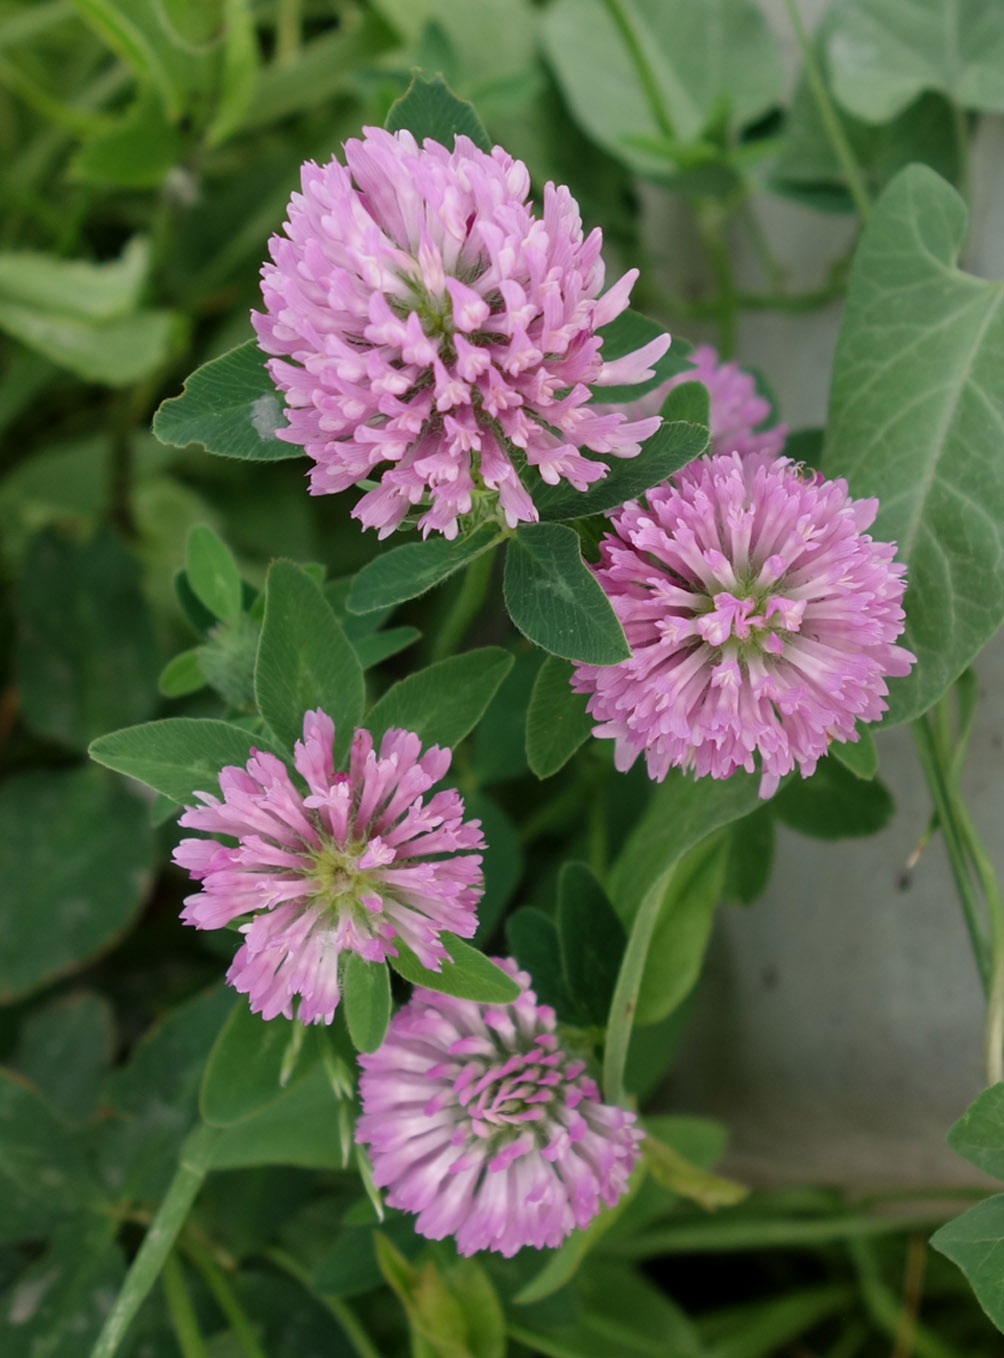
[16,527,159,750]
[364,647,514,747]
[772,756,894,840]
[932,1196,1004,1334]
[504,523,629,664]
[826,0,1004,123]
[89,717,283,804]
[153,341,298,462]
[826,166,1004,723]
[185,523,243,624]
[342,955,392,1054]
[347,526,501,613]
[254,559,365,760]
[557,862,626,1026]
[533,380,710,520]
[13,991,114,1122]
[829,726,878,779]
[389,935,522,1004]
[0,768,153,1002]
[200,1003,320,1127]
[525,655,592,779]
[385,72,491,151]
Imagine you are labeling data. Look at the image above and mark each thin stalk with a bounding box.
[603,866,675,1105]
[784,0,872,221]
[430,542,498,662]
[955,795,1004,1085]
[695,204,738,357]
[739,195,786,293]
[598,0,674,139]
[181,1233,267,1358]
[265,1249,382,1358]
[910,715,989,990]
[91,1124,221,1358]
[275,0,302,66]
[892,1234,927,1358]
[613,1210,952,1259]
[162,1253,209,1358]
[848,1237,963,1358]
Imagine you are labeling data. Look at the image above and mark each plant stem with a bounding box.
[598,0,673,139]
[614,1210,952,1258]
[910,714,989,989]
[430,542,498,662]
[275,0,301,66]
[265,1249,382,1358]
[848,1237,963,1358]
[91,1124,220,1358]
[603,865,674,1105]
[182,1232,267,1358]
[784,0,872,222]
[695,203,738,357]
[162,1253,208,1358]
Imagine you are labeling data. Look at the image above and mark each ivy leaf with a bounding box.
[826,0,1004,124]
[945,1083,1004,1181]
[153,339,300,462]
[825,165,1004,723]
[504,523,629,664]
[385,72,491,151]
[931,1195,1004,1334]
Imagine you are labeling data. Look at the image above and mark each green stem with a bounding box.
[950,100,970,207]
[739,195,786,293]
[695,204,738,357]
[911,715,990,990]
[181,1233,267,1358]
[956,797,1004,1086]
[90,1124,221,1358]
[265,1249,382,1358]
[848,1237,964,1358]
[603,866,675,1105]
[430,542,498,662]
[598,0,674,139]
[275,0,302,66]
[613,1210,953,1258]
[784,0,872,221]
[162,1253,209,1358]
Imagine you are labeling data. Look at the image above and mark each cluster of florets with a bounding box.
[570,451,915,797]
[356,961,643,1256]
[253,127,667,540]
[174,710,484,1024]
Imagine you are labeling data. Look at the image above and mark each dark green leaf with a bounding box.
[945,1083,1004,1180]
[89,717,283,805]
[158,647,206,697]
[201,1003,319,1127]
[931,1195,1004,1334]
[825,166,1004,723]
[591,312,690,404]
[342,956,391,1054]
[352,625,421,670]
[385,72,491,152]
[153,339,300,462]
[558,863,626,1026]
[185,523,243,623]
[255,559,365,761]
[70,86,183,188]
[469,793,524,945]
[526,655,593,779]
[829,726,878,780]
[16,527,159,751]
[209,1065,347,1171]
[609,768,762,916]
[535,382,709,520]
[347,526,501,614]
[14,992,114,1122]
[1,1215,124,1353]
[389,935,521,1003]
[472,650,541,785]
[504,523,629,664]
[772,756,893,840]
[723,807,775,906]
[0,768,153,1003]
[506,908,571,1016]
[0,1071,106,1243]
[365,647,513,748]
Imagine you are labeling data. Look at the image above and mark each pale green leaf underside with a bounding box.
[824,165,1004,723]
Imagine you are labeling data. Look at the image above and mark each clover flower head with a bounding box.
[571,451,915,798]
[172,710,484,1024]
[356,960,642,1256]
[253,127,668,540]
